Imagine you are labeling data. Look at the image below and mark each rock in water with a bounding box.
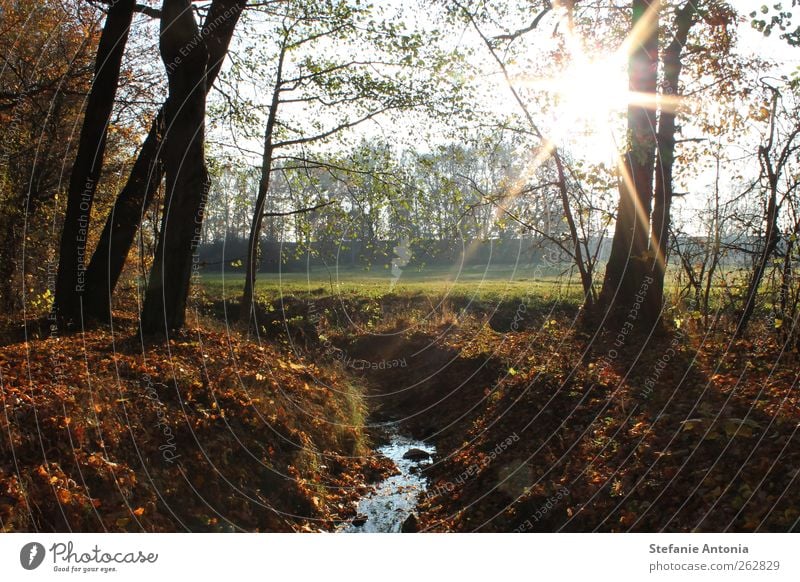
[403,448,431,461]
[352,514,368,527]
[401,513,419,533]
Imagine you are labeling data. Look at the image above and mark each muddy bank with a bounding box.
[340,333,503,445]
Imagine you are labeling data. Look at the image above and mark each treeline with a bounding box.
[197,237,578,272]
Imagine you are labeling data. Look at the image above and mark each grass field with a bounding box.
[200,263,588,303]
[198,261,744,310]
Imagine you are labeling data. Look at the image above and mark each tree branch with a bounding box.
[494,2,553,41]
[273,105,395,148]
[262,199,335,218]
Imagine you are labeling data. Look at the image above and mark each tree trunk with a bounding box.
[53,0,135,326]
[239,46,286,325]
[83,110,164,321]
[553,150,594,307]
[736,157,780,337]
[83,0,246,322]
[597,0,659,321]
[0,217,23,311]
[139,0,209,334]
[778,224,796,326]
[735,84,787,338]
[702,154,722,325]
[647,2,696,317]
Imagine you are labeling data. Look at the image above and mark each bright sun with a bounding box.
[558,57,628,126]
[550,53,629,152]
[515,47,630,158]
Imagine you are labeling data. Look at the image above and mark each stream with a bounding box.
[339,426,435,533]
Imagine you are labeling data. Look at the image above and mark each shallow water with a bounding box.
[339,427,435,533]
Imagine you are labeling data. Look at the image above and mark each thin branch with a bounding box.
[493,2,553,42]
[262,199,335,218]
[273,105,395,148]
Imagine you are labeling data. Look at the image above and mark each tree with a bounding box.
[83,0,247,323]
[231,0,452,324]
[597,0,661,322]
[0,0,100,311]
[53,0,135,327]
[645,0,697,318]
[454,0,595,305]
[736,82,800,337]
[595,1,741,328]
[139,0,210,334]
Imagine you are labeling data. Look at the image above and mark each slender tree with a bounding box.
[455,0,595,305]
[597,0,660,321]
[736,84,800,337]
[234,1,444,323]
[646,1,697,315]
[239,42,284,325]
[52,0,135,326]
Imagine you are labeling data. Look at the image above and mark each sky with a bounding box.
[204,0,799,237]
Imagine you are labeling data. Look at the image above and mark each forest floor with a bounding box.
[1,278,798,532]
[0,313,392,532]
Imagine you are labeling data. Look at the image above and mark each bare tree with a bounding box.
[736,82,800,337]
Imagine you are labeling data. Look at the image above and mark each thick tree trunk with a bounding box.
[239,46,285,325]
[647,2,695,317]
[598,0,659,321]
[139,0,209,334]
[83,0,246,322]
[53,0,135,326]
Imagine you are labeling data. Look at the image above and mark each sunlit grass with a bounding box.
[199,264,588,304]
[198,262,750,319]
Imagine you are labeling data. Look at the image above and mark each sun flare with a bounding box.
[514,48,630,156]
[554,55,628,132]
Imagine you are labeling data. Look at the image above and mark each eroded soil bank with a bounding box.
[304,293,800,533]
[0,319,394,532]
[326,330,501,532]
